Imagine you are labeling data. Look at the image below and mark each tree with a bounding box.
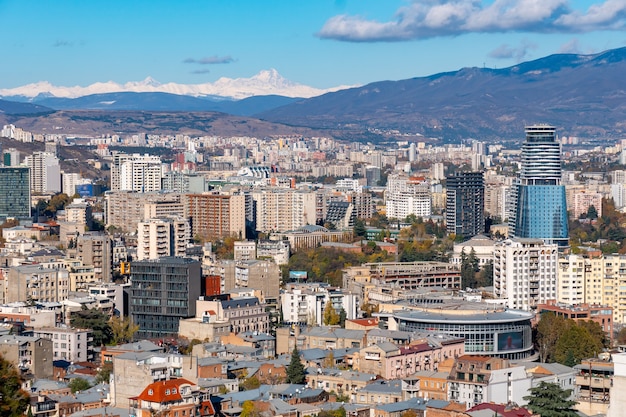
[587,205,598,220]
[323,302,340,326]
[109,316,139,345]
[617,327,626,345]
[286,347,306,384]
[536,312,569,363]
[70,307,113,346]
[240,400,261,417]
[318,408,346,417]
[95,363,113,384]
[0,354,30,417]
[401,411,418,417]
[554,324,602,366]
[68,377,92,393]
[523,381,577,417]
[353,218,367,238]
[240,375,261,391]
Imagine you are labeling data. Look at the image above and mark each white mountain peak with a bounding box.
[0,70,353,100]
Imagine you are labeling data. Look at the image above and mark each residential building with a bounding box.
[6,264,70,303]
[537,299,614,342]
[0,166,30,220]
[280,283,359,326]
[111,153,163,192]
[32,326,94,362]
[130,257,202,339]
[25,151,61,193]
[571,190,603,219]
[75,232,112,282]
[493,238,558,311]
[251,188,317,233]
[136,217,190,260]
[0,335,53,379]
[256,239,290,265]
[385,174,431,220]
[186,297,269,335]
[128,378,214,417]
[446,172,485,240]
[185,192,246,240]
[105,191,185,233]
[509,125,568,247]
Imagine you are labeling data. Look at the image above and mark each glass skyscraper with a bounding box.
[0,166,30,220]
[509,125,568,247]
[446,171,485,240]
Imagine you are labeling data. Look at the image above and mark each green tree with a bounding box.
[109,316,139,345]
[587,205,598,220]
[536,312,569,363]
[476,261,493,287]
[353,218,367,238]
[70,307,113,346]
[554,324,602,366]
[323,302,340,326]
[286,347,306,384]
[318,408,347,417]
[0,354,30,417]
[68,377,92,393]
[338,308,347,328]
[523,381,577,417]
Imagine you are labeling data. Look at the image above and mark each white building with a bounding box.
[280,283,358,326]
[234,240,257,262]
[251,189,317,233]
[111,153,163,192]
[25,151,61,193]
[257,240,290,265]
[493,238,558,311]
[32,326,93,362]
[557,254,586,305]
[385,174,431,220]
[136,217,190,260]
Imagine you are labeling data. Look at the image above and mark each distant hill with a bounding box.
[257,47,626,141]
[0,99,52,115]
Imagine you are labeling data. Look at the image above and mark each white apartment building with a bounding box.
[25,151,61,193]
[62,172,91,196]
[280,283,358,326]
[110,153,163,192]
[557,255,586,305]
[257,239,290,265]
[385,174,431,220]
[136,217,190,260]
[251,189,317,233]
[493,238,558,311]
[33,327,93,362]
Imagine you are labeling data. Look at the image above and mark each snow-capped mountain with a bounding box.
[0,69,351,100]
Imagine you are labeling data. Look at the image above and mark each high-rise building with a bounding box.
[493,238,558,311]
[110,153,163,192]
[446,172,484,239]
[130,257,201,339]
[25,151,60,193]
[136,217,190,260]
[3,148,21,166]
[509,125,568,247]
[385,174,431,220]
[185,192,246,240]
[0,166,30,220]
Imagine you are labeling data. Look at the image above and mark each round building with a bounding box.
[388,303,534,360]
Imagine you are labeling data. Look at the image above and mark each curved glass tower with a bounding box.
[509,125,569,247]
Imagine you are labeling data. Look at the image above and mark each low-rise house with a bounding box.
[307,368,377,398]
[371,398,452,417]
[403,370,451,400]
[354,379,403,405]
[129,378,215,417]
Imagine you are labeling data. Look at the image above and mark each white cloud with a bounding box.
[317,0,626,42]
[489,40,538,60]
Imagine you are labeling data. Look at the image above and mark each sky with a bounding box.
[1,0,626,90]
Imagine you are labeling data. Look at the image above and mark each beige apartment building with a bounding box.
[136,217,190,260]
[6,264,69,304]
[105,191,185,233]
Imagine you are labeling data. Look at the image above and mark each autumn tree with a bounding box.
[240,375,261,391]
[240,400,261,417]
[323,302,340,326]
[109,316,139,345]
[523,382,577,417]
[554,324,603,366]
[69,377,92,393]
[0,354,30,417]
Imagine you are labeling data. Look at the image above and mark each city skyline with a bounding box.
[1,0,625,93]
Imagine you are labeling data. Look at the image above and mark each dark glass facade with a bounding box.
[0,166,30,220]
[446,172,484,240]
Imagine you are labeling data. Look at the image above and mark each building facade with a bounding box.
[509,125,568,247]
[0,166,30,220]
[130,257,202,339]
[446,171,485,240]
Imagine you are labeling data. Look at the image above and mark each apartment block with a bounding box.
[137,217,190,260]
[105,191,185,233]
[32,326,94,362]
[185,192,246,240]
[6,264,70,303]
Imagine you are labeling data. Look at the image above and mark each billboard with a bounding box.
[289,271,308,281]
[497,331,524,351]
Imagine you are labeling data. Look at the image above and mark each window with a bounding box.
[172,388,177,394]
[165,389,170,395]
[148,389,154,395]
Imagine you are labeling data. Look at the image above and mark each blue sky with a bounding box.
[1,0,625,89]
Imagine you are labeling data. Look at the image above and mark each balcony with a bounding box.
[576,375,612,390]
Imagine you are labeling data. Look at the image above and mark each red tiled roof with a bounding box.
[347,318,378,326]
[134,378,194,403]
[468,403,533,417]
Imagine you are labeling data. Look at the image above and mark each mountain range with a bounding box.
[2,48,626,141]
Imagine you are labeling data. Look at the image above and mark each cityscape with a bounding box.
[3,1,626,417]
